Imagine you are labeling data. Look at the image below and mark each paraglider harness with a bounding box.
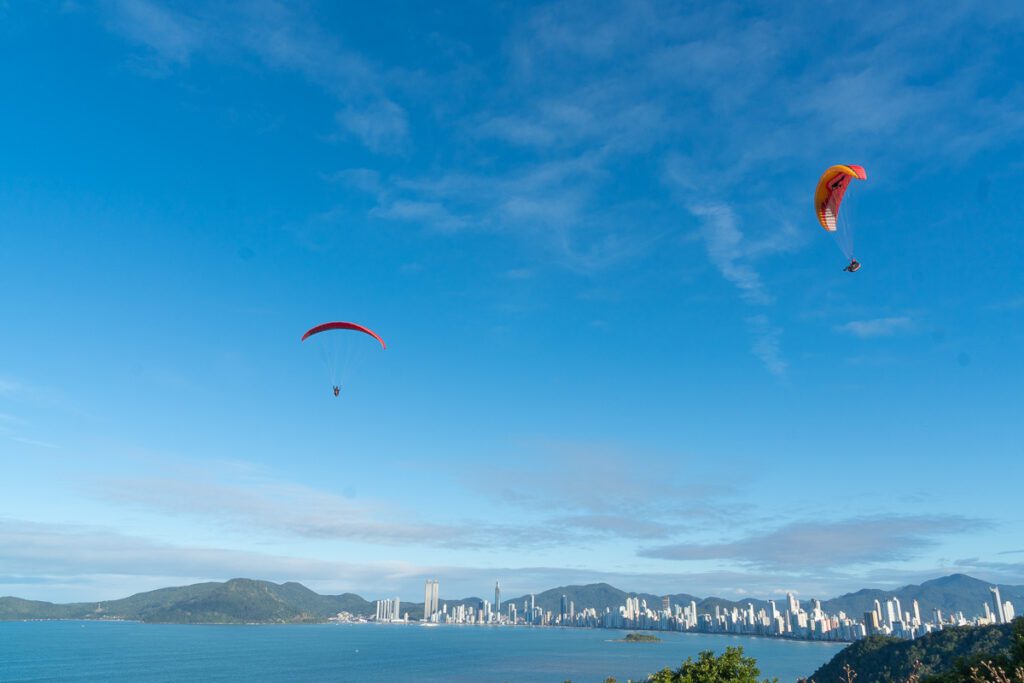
[844,259,861,273]
[333,386,341,397]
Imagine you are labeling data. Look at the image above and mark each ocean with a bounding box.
[0,621,845,682]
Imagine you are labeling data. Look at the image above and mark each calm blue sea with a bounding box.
[0,621,845,682]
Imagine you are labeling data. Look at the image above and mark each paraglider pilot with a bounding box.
[843,259,861,273]
[333,386,340,397]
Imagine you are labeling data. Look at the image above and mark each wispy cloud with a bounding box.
[478,442,738,543]
[837,317,915,338]
[334,101,409,154]
[639,515,989,571]
[0,516,429,599]
[93,473,518,549]
[102,0,203,67]
[0,516,900,602]
[7,436,57,449]
[689,203,770,306]
[89,459,687,550]
[370,200,470,234]
[746,314,786,376]
[986,297,1024,312]
[678,204,791,375]
[99,0,410,152]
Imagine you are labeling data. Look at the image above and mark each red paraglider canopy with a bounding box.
[301,322,387,349]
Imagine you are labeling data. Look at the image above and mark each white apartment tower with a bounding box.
[424,579,439,622]
[990,586,1005,624]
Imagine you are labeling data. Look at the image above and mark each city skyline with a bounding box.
[369,575,1016,644]
[2,1,1023,604]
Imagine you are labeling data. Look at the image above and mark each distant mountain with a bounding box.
[500,583,771,618]
[820,574,1024,620]
[502,582,633,615]
[0,578,374,624]
[3,573,1021,625]
[806,617,1024,682]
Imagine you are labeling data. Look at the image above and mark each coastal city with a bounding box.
[362,579,1019,644]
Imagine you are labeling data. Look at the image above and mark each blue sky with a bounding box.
[2,1,1023,604]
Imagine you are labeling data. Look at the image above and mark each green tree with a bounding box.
[646,647,777,683]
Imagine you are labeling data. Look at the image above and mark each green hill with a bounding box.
[807,617,1024,682]
[0,578,374,624]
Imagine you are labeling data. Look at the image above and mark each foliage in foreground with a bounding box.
[645,647,776,683]
[565,646,775,683]
[807,618,1024,683]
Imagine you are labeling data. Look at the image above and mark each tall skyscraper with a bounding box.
[560,595,568,621]
[788,592,800,614]
[990,586,1005,624]
[495,580,501,617]
[375,597,401,622]
[864,611,880,634]
[423,579,439,622]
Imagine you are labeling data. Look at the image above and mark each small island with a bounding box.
[623,632,660,642]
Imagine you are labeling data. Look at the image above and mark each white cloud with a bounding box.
[689,203,770,306]
[746,314,786,376]
[837,317,914,338]
[104,0,202,66]
[639,515,990,570]
[335,100,409,154]
[100,0,410,152]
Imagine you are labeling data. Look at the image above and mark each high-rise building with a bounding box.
[423,579,439,622]
[990,586,1006,624]
[375,597,401,622]
[560,595,569,621]
[662,596,671,612]
[495,580,501,618]
[788,592,800,615]
[864,611,880,635]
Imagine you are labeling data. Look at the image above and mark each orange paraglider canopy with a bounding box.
[815,164,867,232]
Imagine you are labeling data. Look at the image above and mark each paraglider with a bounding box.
[815,164,867,270]
[301,321,386,397]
